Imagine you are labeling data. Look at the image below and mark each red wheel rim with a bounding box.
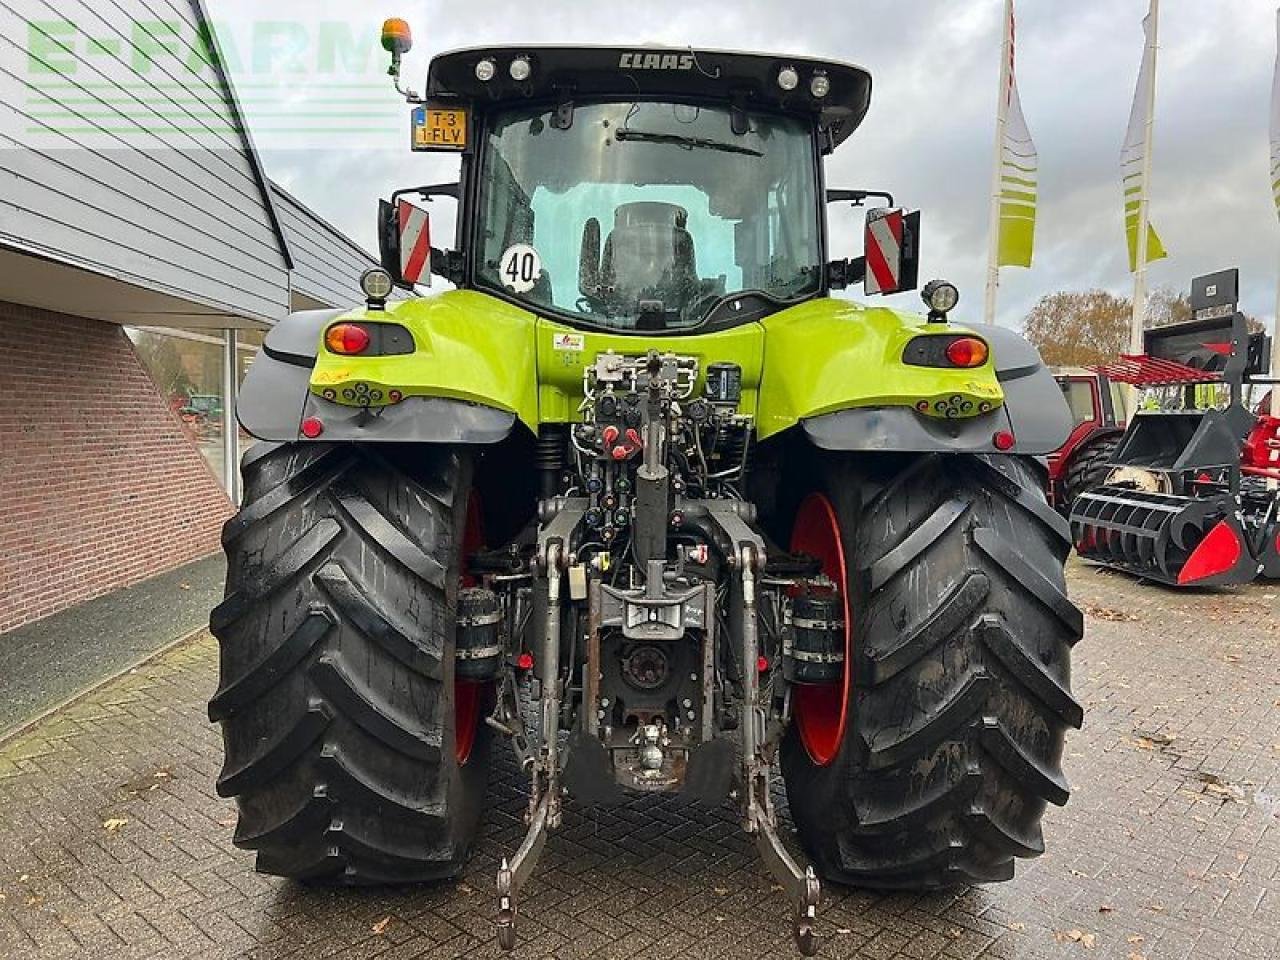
[455,492,486,765]
[789,493,851,766]
[455,679,482,765]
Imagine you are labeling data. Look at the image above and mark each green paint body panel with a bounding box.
[309,290,1004,439]
[755,298,1002,438]
[310,291,542,428]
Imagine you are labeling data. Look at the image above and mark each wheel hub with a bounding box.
[788,493,851,766]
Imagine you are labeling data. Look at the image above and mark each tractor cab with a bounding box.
[372,33,921,330]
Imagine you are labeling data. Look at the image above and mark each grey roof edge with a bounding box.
[0,234,273,326]
[187,0,294,272]
[269,180,380,267]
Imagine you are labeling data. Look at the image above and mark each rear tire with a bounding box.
[782,453,1083,889]
[209,442,491,883]
[1061,435,1120,515]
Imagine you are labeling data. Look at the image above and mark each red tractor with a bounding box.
[1048,370,1128,513]
[1071,269,1280,586]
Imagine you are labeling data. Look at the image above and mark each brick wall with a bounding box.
[0,302,233,633]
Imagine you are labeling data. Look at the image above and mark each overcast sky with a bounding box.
[233,0,1280,329]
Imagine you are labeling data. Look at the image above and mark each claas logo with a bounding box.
[618,52,695,70]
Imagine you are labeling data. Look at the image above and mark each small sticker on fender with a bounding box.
[553,332,584,352]
[312,368,350,385]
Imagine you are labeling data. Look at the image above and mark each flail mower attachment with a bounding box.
[1070,269,1280,587]
[1071,489,1254,586]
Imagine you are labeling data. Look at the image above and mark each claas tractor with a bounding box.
[210,27,1082,954]
[1048,370,1128,513]
[1071,269,1280,587]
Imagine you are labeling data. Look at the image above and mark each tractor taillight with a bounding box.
[945,337,988,368]
[325,323,371,355]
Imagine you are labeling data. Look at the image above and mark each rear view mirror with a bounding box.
[396,199,431,287]
[863,207,920,296]
[377,199,403,284]
[377,198,432,288]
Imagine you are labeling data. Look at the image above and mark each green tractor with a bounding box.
[210,28,1082,954]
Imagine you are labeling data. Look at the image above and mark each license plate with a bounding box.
[412,105,467,151]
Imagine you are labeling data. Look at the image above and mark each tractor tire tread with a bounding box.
[1061,435,1121,514]
[783,453,1081,890]
[210,442,488,884]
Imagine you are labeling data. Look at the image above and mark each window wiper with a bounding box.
[614,128,762,157]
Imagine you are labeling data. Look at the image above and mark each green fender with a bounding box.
[754,298,1003,438]
[309,291,541,427]
[249,289,1066,454]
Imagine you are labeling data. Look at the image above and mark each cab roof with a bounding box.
[425,45,872,151]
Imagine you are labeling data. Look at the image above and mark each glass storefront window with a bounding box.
[127,327,262,492]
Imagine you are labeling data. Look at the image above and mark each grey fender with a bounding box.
[802,323,1072,456]
[238,309,517,444]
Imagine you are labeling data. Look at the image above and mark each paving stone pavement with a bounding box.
[1,559,1278,960]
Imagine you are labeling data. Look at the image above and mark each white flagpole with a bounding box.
[1271,6,1280,418]
[983,0,1014,326]
[1130,0,1159,356]
[1272,250,1280,416]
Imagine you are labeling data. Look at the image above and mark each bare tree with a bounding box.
[1023,286,1263,367]
[1021,290,1130,367]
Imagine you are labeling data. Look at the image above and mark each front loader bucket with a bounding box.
[1070,487,1255,586]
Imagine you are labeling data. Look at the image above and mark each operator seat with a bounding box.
[599,202,699,309]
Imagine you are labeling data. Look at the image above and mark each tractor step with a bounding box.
[1069,486,1256,586]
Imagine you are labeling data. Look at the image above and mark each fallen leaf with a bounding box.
[1129,954,1148,960]
[18,874,28,883]
[1007,921,1026,932]
[1127,934,1145,944]
[103,819,128,833]
[947,928,963,938]
[713,886,728,896]
[1054,928,1097,948]
[1098,904,1114,913]
[1199,773,1246,802]
[1086,605,1139,622]
[1223,654,1241,663]
[371,916,392,935]
[218,816,237,828]
[26,894,42,907]
[1204,782,1245,801]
